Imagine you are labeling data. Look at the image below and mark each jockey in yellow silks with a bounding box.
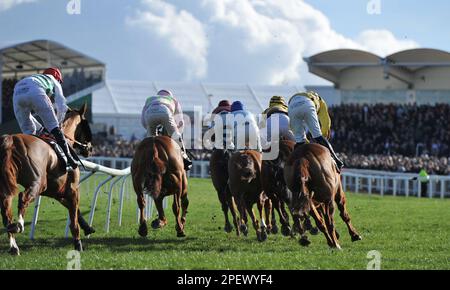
[260,96,295,146]
[288,91,344,170]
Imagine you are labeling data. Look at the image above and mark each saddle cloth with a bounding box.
[35,133,68,170]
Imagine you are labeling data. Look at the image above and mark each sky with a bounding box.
[0,0,449,86]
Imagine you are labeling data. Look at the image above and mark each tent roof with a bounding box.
[90,80,304,116]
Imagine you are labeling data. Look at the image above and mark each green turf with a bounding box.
[0,177,449,269]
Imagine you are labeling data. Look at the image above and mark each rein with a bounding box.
[64,134,91,150]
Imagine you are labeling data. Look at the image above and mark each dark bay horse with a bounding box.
[132,136,188,238]
[228,150,269,241]
[210,149,239,234]
[284,143,362,249]
[0,104,93,255]
[262,140,318,237]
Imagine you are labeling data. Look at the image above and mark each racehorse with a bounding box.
[284,143,362,249]
[131,135,188,238]
[262,140,318,237]
[228,150,269,241]
[210,149,239,234]
[0,104,93,255]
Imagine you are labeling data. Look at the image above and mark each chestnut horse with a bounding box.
[284,143,361,249]
[262,140,318,237]
[0,104,93,255]
[228,150,269,241]
[132,136,188,238]
[210,149,239,234]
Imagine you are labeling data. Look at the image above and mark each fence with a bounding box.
[85,157,450,197]
[28,157,450,239]
[30,158,167,239]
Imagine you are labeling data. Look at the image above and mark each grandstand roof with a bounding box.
[0,39,105,78]
[304,48,450,87]
[88,80,305,116]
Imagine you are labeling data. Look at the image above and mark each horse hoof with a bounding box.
[74,240,83,252]
[334,244,342,251]
[7,223,20,234]
[271,225,279,235]
[151,219,166,229]
[281,225,291,237]
[351,234,362,242]
[138,223,148,237]
[177,232,186,238]
[224,223,233,233]
[299,236,311,247]
[309,227,319,235]
[239,224,248,236]
[258,230,268,242]
[83,227,96,236]
[9,247,20,256]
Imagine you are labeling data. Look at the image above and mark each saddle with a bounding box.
[35,133,69,171]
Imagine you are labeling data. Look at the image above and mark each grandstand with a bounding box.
[305,48,450,105]
[0,39,105,134]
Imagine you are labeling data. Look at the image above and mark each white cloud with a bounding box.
[127,0,419,85]
[356,29,419,57]
[0,0,36,12]
[126,0,208,80]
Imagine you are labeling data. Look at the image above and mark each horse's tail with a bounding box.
[148,137,166,175]
[295,157,311,215]
[0,135,18,195]
[134,137,165,179]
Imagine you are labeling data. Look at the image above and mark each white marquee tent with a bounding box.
[71,80,306,139]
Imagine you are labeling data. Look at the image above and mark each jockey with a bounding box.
[141,89,192,170]
[13,67,78,169]
[211,100,234,150]
[288,91,344,170]
[260,96,295,146]
[229,101,261,151]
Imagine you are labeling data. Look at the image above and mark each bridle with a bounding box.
[64,134,92,152]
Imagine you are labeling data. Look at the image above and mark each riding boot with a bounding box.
[51,127,78,170]
[313,136,344,170]
[177,137,193,171]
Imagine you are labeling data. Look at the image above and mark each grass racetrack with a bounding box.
[0,177,449,270]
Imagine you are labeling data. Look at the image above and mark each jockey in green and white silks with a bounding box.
[13,67,78,169]
[141,89,192,170]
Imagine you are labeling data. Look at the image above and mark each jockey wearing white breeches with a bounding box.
[12,67,78,169]
[141,89,192,170]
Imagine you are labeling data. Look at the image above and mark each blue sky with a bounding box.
[0,0,449,86]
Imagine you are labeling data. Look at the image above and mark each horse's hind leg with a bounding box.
[322,201,341,249]
[67,188,83,251]
[263,197,275,234]
[310,204,338,249]
[248,200,264,242]
[151,195,168,229]
[273,197,291,236]
[226,189,239,236]
[136,192,148,237]
[218,187,232,233]
[335,185,362,242]
[181,194,189,227]
[173,193,185,238]
[16,182,42,233]
[1,195,20,255]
